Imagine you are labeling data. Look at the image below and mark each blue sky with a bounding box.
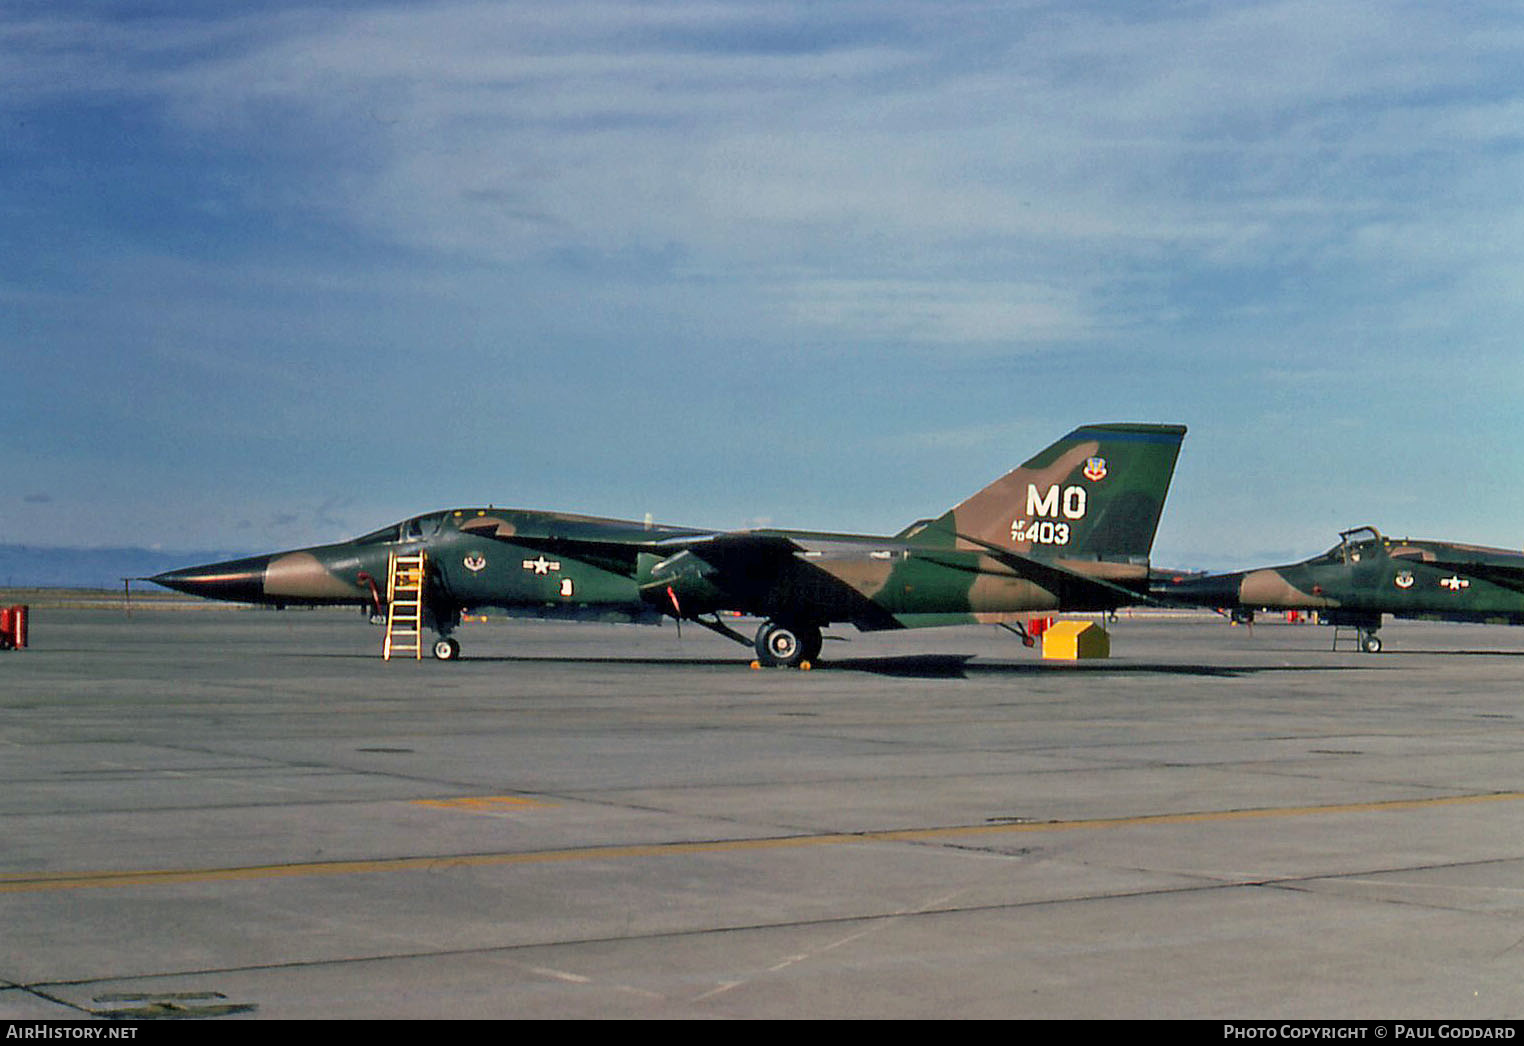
[4,1,1523,570]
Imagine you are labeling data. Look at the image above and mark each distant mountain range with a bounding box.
[0,545,249,590]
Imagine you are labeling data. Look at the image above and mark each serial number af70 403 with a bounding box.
[1010,519,1072,545]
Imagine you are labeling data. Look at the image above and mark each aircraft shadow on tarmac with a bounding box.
[403,653,988,679]
[829,648,1523,676]
[318,651,1388,680]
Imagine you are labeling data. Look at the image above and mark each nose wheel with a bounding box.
[433,636,461,661]
[754,620,823,668]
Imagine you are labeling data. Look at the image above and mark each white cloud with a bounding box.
[785,278,1090,345]
[12,1,1523,287]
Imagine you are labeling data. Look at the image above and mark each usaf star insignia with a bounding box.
[1440,576,1470,591]
[522,556,561,575]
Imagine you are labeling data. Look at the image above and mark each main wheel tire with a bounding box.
[433,636,461,661]
[1361,633,1383,654]
[755,621,822,668]
[799,626,823,665]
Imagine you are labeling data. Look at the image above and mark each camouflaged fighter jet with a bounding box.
[1158,526,1524,653]
[151,422,1186,665]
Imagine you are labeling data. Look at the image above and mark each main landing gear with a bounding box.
[671,613,823,669]
[432,636,461,661]
[753,619,823,669]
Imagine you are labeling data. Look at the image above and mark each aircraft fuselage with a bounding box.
[1161,528,1524,650]
[152,423,1187,664]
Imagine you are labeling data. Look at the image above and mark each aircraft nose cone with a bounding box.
[151,555,272,604]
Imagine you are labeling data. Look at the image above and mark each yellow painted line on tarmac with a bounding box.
[4,791,1523,895]
[412,796,552,812]
[904,790,1524,838]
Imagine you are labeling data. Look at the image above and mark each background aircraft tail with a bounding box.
[903,423,1186,561]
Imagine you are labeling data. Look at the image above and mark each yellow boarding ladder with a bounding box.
[383,550,427,661]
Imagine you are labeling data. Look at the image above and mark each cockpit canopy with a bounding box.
[1309,526,1385,565]
[353,511,450,546]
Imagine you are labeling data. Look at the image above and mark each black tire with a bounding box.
[799,626,823,665]
[433,636,461,661]
[1361,633,1383,654]
[755,620,822,668]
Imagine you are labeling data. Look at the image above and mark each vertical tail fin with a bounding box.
[903,423,1186,561]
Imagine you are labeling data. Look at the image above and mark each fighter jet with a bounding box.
[1158,526,1524,652]
[152,422,1186,665]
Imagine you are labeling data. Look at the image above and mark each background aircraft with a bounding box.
[152,422,1186,665]
[1158,526,1524,652]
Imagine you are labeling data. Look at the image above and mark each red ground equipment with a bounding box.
[0,605,28,650]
